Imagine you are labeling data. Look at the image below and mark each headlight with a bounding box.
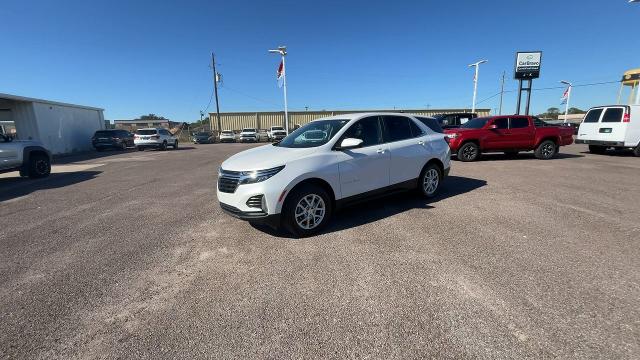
[238,165,285,185]
[446,133,459,139]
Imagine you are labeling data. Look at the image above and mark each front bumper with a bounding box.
[240,137,257,142]
[219,202,281,229]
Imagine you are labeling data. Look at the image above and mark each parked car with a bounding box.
[192,131,214,144]
[134,128,178,151]
[575,105,640,156]
[0,134,51,178]
[257,129,270,142]
[239,128,258,143]
[445,115,574,161]
[219,130,236,143]
[434,113,478,129]
[267,126,288,141]
[91,129,134,151]
[217,113,451,237]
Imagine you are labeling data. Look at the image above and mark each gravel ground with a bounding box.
[0,143,638,359]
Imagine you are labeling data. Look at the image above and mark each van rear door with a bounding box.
[577,106,628,145]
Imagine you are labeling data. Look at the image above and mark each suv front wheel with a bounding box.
[283,184,332,237]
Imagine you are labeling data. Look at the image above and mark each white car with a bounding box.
[217,113,451,236]
[239,128,258,143]
[134,128,178,151]
[219,130,236,143]
[576,104,640,156]
[268,126,288,141]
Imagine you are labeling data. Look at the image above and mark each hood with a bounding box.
[240,132,256,135]
[221,144,316,171]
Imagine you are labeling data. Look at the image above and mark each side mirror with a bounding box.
[338,138,363,150]
[487,124,498,130]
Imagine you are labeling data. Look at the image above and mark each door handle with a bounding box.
[376,149,385,154]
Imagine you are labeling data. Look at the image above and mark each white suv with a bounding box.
[239,128,258,142]
[134,128,178,151]
[217,113,451,236]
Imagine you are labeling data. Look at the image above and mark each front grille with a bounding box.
[218,169,241,193]
[246,195,264,209]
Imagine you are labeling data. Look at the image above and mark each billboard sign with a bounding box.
[514,51,542,79]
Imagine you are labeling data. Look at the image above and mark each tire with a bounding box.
[27,154,51,179]
[633,144,640,157]
[418,163,442,198]
[160,141,167,151]
[137,146,144,151]
[504,151,519,158]
[120,142,127,150]
[589,145,606,154]
[173,140,179,149]
[457,142,480,162]
[534,140,557,160]
[283,184,332,237]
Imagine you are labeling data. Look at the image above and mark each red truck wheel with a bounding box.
[534,140,557,160]
[457,142,480,162]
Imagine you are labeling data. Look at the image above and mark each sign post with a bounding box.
[514,51,542,115]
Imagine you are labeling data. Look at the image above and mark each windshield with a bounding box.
[137,129,157,135]
[94,131,115,137]
[276,119,349,148]
[460,117,489,129]
[272,127,285,131]
[243,128,256,132]
[196,132,210,136]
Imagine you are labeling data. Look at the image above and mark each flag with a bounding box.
[560,86,569,105]
[277,60,284,88]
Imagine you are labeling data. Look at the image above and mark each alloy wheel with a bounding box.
[423,168,439,195]
[294,194,326,230]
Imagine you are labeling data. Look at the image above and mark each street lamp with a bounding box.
[469,60,488,113]
[560,80,573,124]
[268,46,289,133]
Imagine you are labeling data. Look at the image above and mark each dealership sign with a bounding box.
[514,51,542,79]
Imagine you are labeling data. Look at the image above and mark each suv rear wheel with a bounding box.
[457,142,480,162]
[160,141,167,151]
[173,140,179,149]
[534,140,557,160]
[419,163,442,198]
[283,184,332,237]
[28,154,51,178]
[633,144,640,157]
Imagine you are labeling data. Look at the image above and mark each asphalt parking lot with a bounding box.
[1,143,638,359]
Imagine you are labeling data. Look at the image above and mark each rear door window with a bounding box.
[601,108,624,123]
[492,118,509,129]
[510,118,529,129]
[583,109,603,123]
[382,116,413,142]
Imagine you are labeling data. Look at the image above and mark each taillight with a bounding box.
[623,113,630,123]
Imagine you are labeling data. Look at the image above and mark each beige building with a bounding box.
[209,108,491,132]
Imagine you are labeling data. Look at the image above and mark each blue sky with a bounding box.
[1,0,638,121]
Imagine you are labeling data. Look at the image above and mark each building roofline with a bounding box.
[209,108,490,116]
[0,93,104,111]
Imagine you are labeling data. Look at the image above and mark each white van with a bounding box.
[576,105,640,156]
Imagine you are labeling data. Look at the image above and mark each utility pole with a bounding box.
[469,60,488,113]
[211,52,222,134]
[498,71,505,115]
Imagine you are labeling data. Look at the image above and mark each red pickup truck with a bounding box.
[445,115,574,161]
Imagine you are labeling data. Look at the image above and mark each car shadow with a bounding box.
[251,175,487,239]
[454,152,584,162]
[0,171,101,203]
[579,149,636,157]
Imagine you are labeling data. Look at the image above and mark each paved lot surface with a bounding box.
[1,143,638,359]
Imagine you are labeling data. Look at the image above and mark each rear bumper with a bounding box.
[575,139,625,147]
[219,202,281,229]
[240,137,257,142]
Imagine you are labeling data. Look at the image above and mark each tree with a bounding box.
[568,107,586,114]
[136,114,167,120]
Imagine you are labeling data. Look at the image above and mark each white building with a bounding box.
[0,93,104,155]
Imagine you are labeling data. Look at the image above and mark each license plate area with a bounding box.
[599,128,612,133]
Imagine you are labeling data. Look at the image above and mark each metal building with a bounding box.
[209,108,491,132]
[0,93,105,155]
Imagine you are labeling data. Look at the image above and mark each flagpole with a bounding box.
[282,54,289,134]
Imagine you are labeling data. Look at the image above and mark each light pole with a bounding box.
[560,80,572,124]
[268,46,289,133]
[469,60,488,113]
